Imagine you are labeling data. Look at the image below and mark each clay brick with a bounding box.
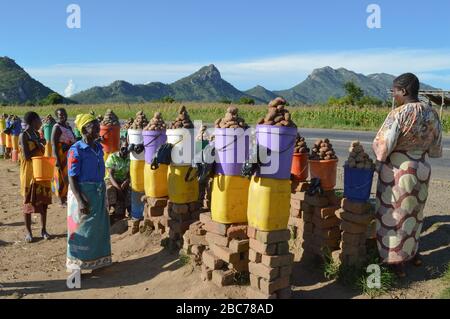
[340,220,368,234]
[256,229,291,244]
[323,190,341,206]
[290,207,302,218]
[336,209,374,226]
[204,220,229,236]
[315,206,339,219]
[191,245,206,256]
[249,249,262,263]
[303,211,313,223]
[289,216,303,228]
[261,253,294,268]
[312,215,340,229]
[248,262,279,281]
[301,201,314,215]
[291,181,310,193]
[147,197,168,207]
[312,235,340,248]
[259,276,290,295]
[291,191,307,201]
[168,219,194,234]
[201,264,213,281]
[341,198,372,215]
[247,226,257,239]
[169,210,193,222]
[229,239,249,253]
[189,201,201,213]
[290,198,301,210]
[205,232,230,247]
[342,232,366,246]
[196,228,207,236]
[279,265,293,278]
[202,250,225,270]
[189,234,207,246]
[210,244,241,264]
[147,205,164,217]
[199,212,212,224]
[277,287,292,299]
[231,259,249,272]
[305,194,329,208]
[314,226,341,240]
[246,287,277,299]
[340,253,366,266]
[250,274,261,289]
[300,222,314,234]
[249,239,277,255]
[171,203,189,215]
[226,225,248,240]
[189,220,202,230]
[276,242,290,255]
[212,269,235,287]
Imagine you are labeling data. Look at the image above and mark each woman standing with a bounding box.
[373,73,442,277]
[66,114,112,272]
[51,108,76,207]
[19,112,52,243]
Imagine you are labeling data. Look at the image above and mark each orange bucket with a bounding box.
[5,134,12,149]
[32,156,56,181]
[291,153,309,182]
[12,135,19,151]
[309,159,338,191]
[100,125,120,154]
[11,150,19,162]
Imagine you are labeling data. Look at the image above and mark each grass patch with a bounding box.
[439,262,450,299]
[177,253,192,267]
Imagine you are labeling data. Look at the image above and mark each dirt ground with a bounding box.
[0,159,449,299]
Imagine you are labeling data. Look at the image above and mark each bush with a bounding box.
[160,96,175,104]
[238,97,255,105]
[39,93,64,106]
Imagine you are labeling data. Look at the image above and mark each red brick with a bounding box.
[231,259,249,272]
[201,264,212,281]
[249,249,262,263]
[315,206,339,219]
[171,203,189,215]
[248,262,279,281]
[249,239,277,255]
[276,242,290,255]
[291,181,309,193]
[210,244,241,264]
[303,211,313,223]
[290,207,302,218]
[340,243,367,256]
[291,191,307,201]
[300,222,314,234]
[205,232,230,247]
[188,201,201,213]
[261,253,294,268]
[247,226,257,239]
[199,212,212,224]
[312,215,340,229]
[168,219,194,234]
[256,229,290,244]
[204,220,229,236]
[202,250,225,270]
[277,287,292,299]
[226,225,248,240]
[336,209,373,226]
[279,265,293,278]
[324,190,341,206]
[289,216,302,228]
[301,201,314,215]
[341,198,372,215]
[342,232,366,246]
[229,239,249,253]
[290,198,301,210]
[212,269,235,287]
[249,274,260,289]
[340,220,368,234]
[305,194,329,208]
[259,276,290,295]
[147,197,168,207]
[314,226,341,240]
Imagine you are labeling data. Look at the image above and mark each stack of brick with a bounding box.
[143,197,169,235]
[288,181,310,247]
[336,198,375,266]
[247,227,294,299]
[182,219,208,265]
[167,201,202,249]
[200,177,213,210]
[200,213,250,286]
[301,191,342,259]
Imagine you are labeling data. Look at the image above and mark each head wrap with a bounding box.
[74,113,96,132]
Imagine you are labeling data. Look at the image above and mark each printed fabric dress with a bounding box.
[372,102,442,264]
[66,140,112,271]
[52,123,76,200]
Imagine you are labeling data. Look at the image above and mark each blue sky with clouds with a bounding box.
[1,0,449,96]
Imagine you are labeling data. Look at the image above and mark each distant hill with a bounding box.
[244,85,278,103]
[72,64,263,104]
[0,57,55,104]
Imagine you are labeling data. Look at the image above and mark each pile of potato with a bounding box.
[101,109,120,126]
[214,106,249,129]
[310,138,337,161]
[130,111,149,130]
[43,114,56,125]
[122,118,134,130]
[257,97,297,127]
[144,112,167,131]
[294,134,310,154]
[170,105,194,129]
[346,141,375,169]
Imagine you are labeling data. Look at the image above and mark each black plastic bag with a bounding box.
[150,143,174,170]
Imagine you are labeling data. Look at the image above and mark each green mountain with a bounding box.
[244,85,278,103]
[0,57,54,104]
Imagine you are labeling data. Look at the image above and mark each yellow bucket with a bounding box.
[130,160,145,192]
[0,119,5,132]
[168,165,199,204]
[211,175,250,224]
[103,152,111,163]
[0,132,5,146]
[5,134,12,148]
[32,156,56,181]
[144,163,168,198]
[247,176,291,231]
[12,135,19,150]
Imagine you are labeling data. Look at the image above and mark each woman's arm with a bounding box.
[20,133,32,161]
[51,125,62,167]
[68,175,90,214]
[108,168,121,190]
[372,110,401,162]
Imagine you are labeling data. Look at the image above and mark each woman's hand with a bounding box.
[79,194,90,215]
[121,179,130,191]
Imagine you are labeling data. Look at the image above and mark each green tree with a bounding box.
[160,96,175,103]
[238,97,255,105]
[40,93,64,105]
[344,81,364,105]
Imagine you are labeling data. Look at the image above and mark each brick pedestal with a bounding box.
[167,201,201,249]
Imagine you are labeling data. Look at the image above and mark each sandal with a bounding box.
[41,231,52,240]
[25,234,33,243]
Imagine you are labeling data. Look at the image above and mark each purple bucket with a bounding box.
[256,125,297,180]
[143,130,167,164]
[214,128,250,176]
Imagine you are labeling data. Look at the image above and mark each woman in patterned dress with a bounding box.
[372,73,443,277]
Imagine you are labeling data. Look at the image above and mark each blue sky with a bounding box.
[1,0,450,96]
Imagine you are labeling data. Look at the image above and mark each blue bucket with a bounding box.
[344,165,374,203]
[131,190,145,220]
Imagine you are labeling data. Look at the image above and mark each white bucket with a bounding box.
[167,128,194,166]
[128,129,145,161]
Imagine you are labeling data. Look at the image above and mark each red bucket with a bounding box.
[11,150,19,162]
[100,125,120,154]
[291,153,309,182]
[309,159,338,191]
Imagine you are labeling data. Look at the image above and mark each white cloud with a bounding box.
[25,48,450,93]
[64,79,76,97]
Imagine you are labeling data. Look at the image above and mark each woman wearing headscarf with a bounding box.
[373,73,443,277]
[19,112,52,243]
[66,114,112,272]
[51,108,76,207]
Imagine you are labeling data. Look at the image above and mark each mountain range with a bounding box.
[0,56,437,105]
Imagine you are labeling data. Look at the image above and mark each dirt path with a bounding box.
[0,160,449,299]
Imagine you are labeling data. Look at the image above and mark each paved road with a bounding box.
[298,128,450,182]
